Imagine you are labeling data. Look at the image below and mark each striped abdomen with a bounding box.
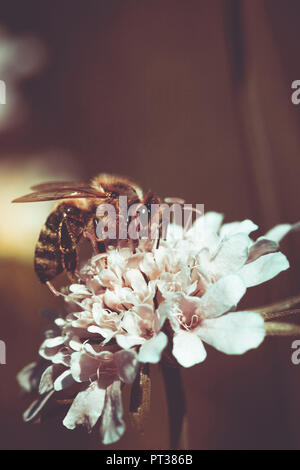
[34,210,63,283]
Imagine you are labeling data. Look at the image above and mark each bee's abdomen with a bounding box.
[34,223,63,283]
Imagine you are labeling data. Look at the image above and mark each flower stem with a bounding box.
[251,294,300,316]
[262,309,300,321]
[265,321,300,336]
[161,361,187,450]
[129,364,151,434]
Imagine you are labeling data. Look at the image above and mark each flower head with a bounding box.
[18,211,298,443]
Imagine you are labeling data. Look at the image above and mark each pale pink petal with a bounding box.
[134,303,155,324]
[166,223,184,242]
[23,391,55,423]
[239,252,289,287]
[188,213,221,250]
[220,220,258,238]
[69,284,91,295]
[199,274,246,318]
[99,269,120,289]
[116,333,143,349]
[121,310,140,335]
[204,212,224,233]
[63,381,106,431]
[212,233,251,275]
[103,287,137,311]
[263,222,300,243]
[138,332,168,363]
[157,302,169,329]
[139,252,160,279]
[42,336,64,348]
[100,380,125,445]
[92,303,106,324]
[115,350,138,384]
[69,337,82,352]
[198,311,265,354]
[123,269,148,297]
[39,338,69,366]
[171,294,202,327]
[103,289,123,312]
[17,362,42,393]
[173,331,207,367]
[88,325,112,337]
[70,351,99,383]
[247,238,278,263]
[54,370,76,391]
[39,364,65,394]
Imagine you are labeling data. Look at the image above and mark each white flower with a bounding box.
[36,315,138,444]
[156,213,297,367]
[18,210,298,444]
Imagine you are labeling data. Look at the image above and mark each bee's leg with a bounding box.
[83,230,98,254]
[45,281,61,296]
[62,249,78,283]
[156,232,161,249]
[83,230,106,255]
[58,218,82,281]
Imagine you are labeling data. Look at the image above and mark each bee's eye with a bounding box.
[65,206,80,217]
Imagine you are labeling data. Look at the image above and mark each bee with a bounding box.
[13,174,161,294]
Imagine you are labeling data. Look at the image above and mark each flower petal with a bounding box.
[172,331,207,367]
[239,252,289,287]
[69,284,91,295]
[39,364,65,394]
[139,252,160,280]
[123,269,148,296]
[263,222,300,243]
[54,370,76,391]
[23,391,55,423]
[116,333,143,349]
[199,274,246,318]
[100,380,125,445]
[198,311,265,354]
[220,220,258,238]
[70,351,99,383]
[247,238,278,263]
[166,223,184,242]
[115,349,139,384]
[212,233,251,275]
[17,362,47,393]
[138,332,168,363]
[204,211,224,233]
[63,381,106,431]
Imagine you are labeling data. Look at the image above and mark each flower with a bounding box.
[155,214,295,367]
[18,211,299,443]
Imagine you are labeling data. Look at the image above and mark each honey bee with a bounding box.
[13,174,161,293]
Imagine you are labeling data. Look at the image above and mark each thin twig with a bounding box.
[250,294,300,316]
[265,322,300,336]
[262,309,300,321]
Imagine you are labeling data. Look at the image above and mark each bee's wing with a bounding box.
[12,186,107,203]
[30,181,90,191]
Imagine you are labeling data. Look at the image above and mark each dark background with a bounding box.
[0,0,299,449]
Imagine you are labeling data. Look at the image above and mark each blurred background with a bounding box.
[0,0,299,450]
